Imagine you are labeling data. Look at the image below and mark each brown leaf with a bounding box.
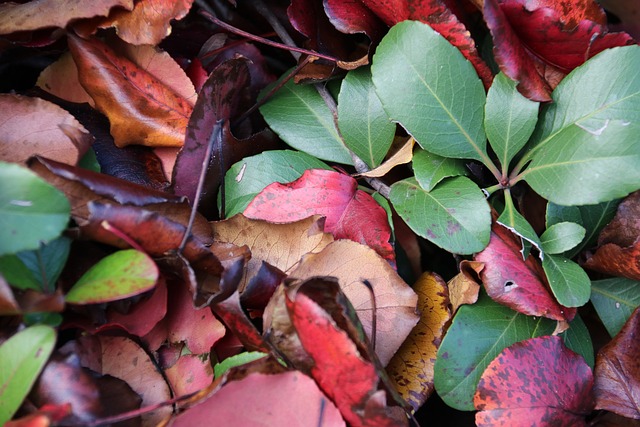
[67,34,194,147]
[164,354,214,397]
[0,0,133,34]
[386,272,451,412]
[289,240,419,366]
[37,52,94,106]
[594,306,640,419]
[0,276,20,316]
[447,260,483,314]
[357,137,415,178]
[0,94,93,165]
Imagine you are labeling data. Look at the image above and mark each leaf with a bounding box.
[324,0,386,40]
[485,73,539,172]
[372,21,489,164]
[221,150,331,217]
[338,66,394,169]
[289,240,419,366]
[434,292,556,410]
[412,148,468,192]
[390,177,491,255]
[165,354,214,397]
[447,260,483,313]
[0,325,56,425]
[0,161,70,256]
[68,34,193,147]
[590,277,640,337]
[497,194,542,256]
[213,352,268,378]
[386,272,451,412]
[541,222,586,254]
[542,254,591,308]
[594,306,640,419]
[560,314,595,369]
[0,0,133,33]
[259,78,352,164]
[0,94,93,165]
[172,371,345,427]
[65,249,158,304]
[244,169,395,264]
[37,52,94,105]
[474,220,576,321]
[521,121,640,206]
[474,336,594,426]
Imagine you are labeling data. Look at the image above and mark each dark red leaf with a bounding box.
[240,261,287,317]
[594,306,640,419]
[244,169,395,265]
[474,220,576,321]
[323,0,386,40]
[474,335,594,426]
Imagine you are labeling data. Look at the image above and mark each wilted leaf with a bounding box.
[434,292,556,410]
[0,94,93,165]
[172,371,345,427]
[357,136,414,178]
[386,272,451,412]
[68,34,193,147]
[590,277,640,337]
[0,0,133,34]
[474,336,594,426]
[372,21,489,164]
[447,260,483,313]
[37,52,94,106]
[594,306,640,419]
[65,249,158,304]
[289,240,418,366]
[390,177,491,255]
[0,161,70,256]
[474,220,576,321]
[165,354,213,397]
[324,0,386,40]
[0,325,56,424]
[244,169,395,263]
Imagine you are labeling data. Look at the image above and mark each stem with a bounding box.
[250,0,300,61]
[482,183,502,197]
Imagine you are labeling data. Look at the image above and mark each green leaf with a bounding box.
[259,78,352,164]
[412,148,468,192]
[485,73,539,172]
[0,161,70,256]
[497,193,541,257]
[542,254,591,307]
[338,67,395,168]
[559,314,594,369]
[591,277,640,337]
[390,177,491,254]
[434,292,555,410]
[213,352,268,378]
[221,150,331,217]
[540,222,586,254]
[373,192,394,238]
[372,21,489,164]
[0,254,41,291]
[0,325,56,424]
[65,249,158,304]
[546,200,620,257]
[522,121,640,205]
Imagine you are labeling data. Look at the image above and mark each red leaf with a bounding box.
[474,335,594,426]
[594,306,640,419]
[244,169,395,264]
[323,0,386,40]
[474,221,576,321]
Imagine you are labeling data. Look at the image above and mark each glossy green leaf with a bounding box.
[542,255,591,308]
[338,67,395,168]
[497,193,541,257]
[559,314,594,369]
[591,277,640,337]
[390,177,491,254]
[485,72,539,172]
[0,161,70,256]
[0,325,56,424]
[65,249,158,304]
[540,222,586,255]
[259,78,352,164]
[221,150,331,217]
[372,21,489,163]
[213,352,268,378]
[522,121,640,205]
[412,148,468,192]
[434,292,555,410]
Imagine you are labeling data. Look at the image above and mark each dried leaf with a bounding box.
[37,52,94,106]
[357,137,415,178]
[386,272,451,412]
[164,354,214,397]
[0,94,93,165]
[447,260,483,313]
[474,335,594,426]
[594,306,640,419]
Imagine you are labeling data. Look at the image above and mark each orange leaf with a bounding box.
[447,260,483,314]
[68,34,194,147]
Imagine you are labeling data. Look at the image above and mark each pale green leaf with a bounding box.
[591,277,640,337]
[338,67,395,168]
[214,352,268,378]
[259,78,352,164]
[372,21,489,164]
[542,255,591,307]
[390,177,491,254]
[412,148,468,192]
[540,222,586,254]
